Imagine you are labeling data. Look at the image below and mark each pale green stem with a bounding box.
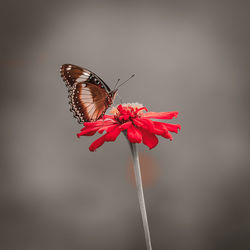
[128,142,152,250]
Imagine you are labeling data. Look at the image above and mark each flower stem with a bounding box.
[129,142,152,250]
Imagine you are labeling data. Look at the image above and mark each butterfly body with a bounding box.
[60,64,117,123]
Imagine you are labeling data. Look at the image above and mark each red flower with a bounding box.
[77,103,181,151]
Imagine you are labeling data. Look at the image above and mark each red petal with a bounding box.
[104,126,121,141]
[152,121,173,140]
[142,111,179,120]
[132,118,144,127]
[98,124,119,134]
[117,104,125,113]
[89,127,121,152]
[127,125,142,143]
[165,123,181,133]
[119,114,130,121]
[140,129,158,149]
[153,121,181,135]
[77,127,99,137]
[102,115,116,120]
[136,107,148,113]
[153,121,168,133]
[89,135,106,152]
[83,120,115,129]
[164,131,173,140]
[133,118,155,132]
[119,121,132,130]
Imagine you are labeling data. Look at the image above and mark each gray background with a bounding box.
[1,0,249,249]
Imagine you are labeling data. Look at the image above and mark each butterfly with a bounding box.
[60,64,120,123]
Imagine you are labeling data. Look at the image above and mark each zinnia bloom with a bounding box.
[77,103,181,151]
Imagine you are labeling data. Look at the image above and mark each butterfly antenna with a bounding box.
[114,78,120,90]
[116,74,135,89]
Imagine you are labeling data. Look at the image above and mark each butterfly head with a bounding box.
[109,74,135,105]
[107,89,118,105]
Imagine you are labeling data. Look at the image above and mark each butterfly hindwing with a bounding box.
[69,82,109,123]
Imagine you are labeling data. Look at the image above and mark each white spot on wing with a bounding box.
[80,88,97,118]
[81,91,92,100]
[76,74,89,82]
[86,104,95,117]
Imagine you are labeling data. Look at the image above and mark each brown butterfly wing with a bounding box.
[69,82,109,123]
[60,64,91,89]
[60,64,111,92]
[60,64,113,123]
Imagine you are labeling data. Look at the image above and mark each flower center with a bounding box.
[110,103,144,124]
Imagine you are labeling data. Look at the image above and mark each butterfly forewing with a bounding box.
[60,64,114,123]
[60,64,91,89]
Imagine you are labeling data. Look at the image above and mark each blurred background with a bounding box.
[1,0,249,249]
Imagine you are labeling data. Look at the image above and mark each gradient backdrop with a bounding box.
[1,1,249,250]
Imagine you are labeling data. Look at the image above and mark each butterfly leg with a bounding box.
[116,93,123,104]
[99,112,105,126]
